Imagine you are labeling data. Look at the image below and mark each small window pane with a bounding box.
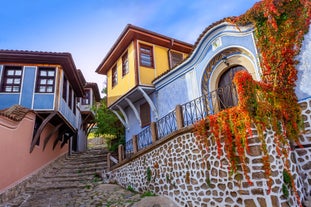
[47,79,53,85]
[47,86,53,92]
[5,86,12,92]
[6,78,13,84]
[40,71,47,76]
[13,86,19,92]
[48,71,55,77]
[39,86,46,92]
[40,79,47,84]
[15,70,22,76]
[14,79,20,84]
[7,70,14,75]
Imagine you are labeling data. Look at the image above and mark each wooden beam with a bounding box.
[42,123,63,151]
[53,128,68,150]
[30,111,57,153]
[86,122,96,137]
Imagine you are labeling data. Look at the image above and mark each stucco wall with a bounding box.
[295,25,311,101]
[0,112,68,192]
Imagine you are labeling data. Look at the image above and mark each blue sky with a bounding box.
[0,0,258,92]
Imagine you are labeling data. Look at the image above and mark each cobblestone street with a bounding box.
[0,147,177,207]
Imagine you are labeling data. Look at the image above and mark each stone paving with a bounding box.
[0,147,178,207]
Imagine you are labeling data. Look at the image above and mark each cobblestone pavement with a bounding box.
[0,148,178,207]
[1,183,178,207]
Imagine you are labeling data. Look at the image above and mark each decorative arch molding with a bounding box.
[201,47,259,95]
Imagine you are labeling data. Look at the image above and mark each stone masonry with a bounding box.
[107,97,311,207]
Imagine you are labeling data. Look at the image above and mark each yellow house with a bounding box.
[96,24,193,128]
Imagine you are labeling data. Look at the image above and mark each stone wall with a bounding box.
[107,97,311,207]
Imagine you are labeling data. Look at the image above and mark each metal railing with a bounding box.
[123,83,238,159]
[182,84,237,126]
[182,95,209,127]
[125,139,133,158]
[137,126,152,150]
[156,110,177,140]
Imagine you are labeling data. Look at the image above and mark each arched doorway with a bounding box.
[217,65,246,109]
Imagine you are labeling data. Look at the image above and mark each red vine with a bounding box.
[194,0,310,205]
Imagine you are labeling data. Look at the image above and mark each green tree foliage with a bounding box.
[93,99,124,138]
[92,89,125,150]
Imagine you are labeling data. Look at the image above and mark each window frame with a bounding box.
[68,85,73,109]
[62,75,67,101]
[112,65,118,88]
[140,102,151,127]
[82,89,91,105]
[169,51,183,68]
[1,66,23,93]
[122,51,129,77]
[35,67,56,93]
[139,44,154,68]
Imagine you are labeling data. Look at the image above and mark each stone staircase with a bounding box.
[1,148,109,207]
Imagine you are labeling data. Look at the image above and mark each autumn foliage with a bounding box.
[194,0,311,204]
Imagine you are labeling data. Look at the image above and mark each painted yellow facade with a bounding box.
[97,24,193,108]
[107,42,136,106]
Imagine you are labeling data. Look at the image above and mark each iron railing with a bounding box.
[125,138,133,158]
[125,83,238,155]
[182,95,209,127]
[182,83,237,126]
[156,110,177,140]
[137,126,152,150]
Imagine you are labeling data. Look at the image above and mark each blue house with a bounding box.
[0,50,98,153]
[97,21,262,153]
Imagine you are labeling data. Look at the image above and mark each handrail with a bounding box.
[137,126,152,150]
[125,139,133,159]
[156,110,177,140]
[125,83,237,157]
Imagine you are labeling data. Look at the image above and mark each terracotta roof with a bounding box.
[0,49,84,97]
[0,105,33,121]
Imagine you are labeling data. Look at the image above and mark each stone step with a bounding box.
[35,174,99,183]
[25,182,96,192]
[42,169,103,180]
[63,156,106,163]
[47,160,107,170]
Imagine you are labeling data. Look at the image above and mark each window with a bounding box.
[73,94,76,115]
[36,67,55,93]
[139,44,154,68]
[170,51,183,68]
[82,89,90,105]
[140,102,150,127]
[68,86,72,109]
[112,65,118,87]
[63,76,67,101]
[122,51,129,77]
[1,66,23,92]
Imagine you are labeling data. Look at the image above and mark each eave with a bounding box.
[0,50,84,97]
[95,24,193,75]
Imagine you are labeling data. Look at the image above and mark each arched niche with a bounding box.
[201,47,259,113]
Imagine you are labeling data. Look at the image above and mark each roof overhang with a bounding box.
[108,85,154,110]
[0,50,84,97]
[96,24,193,75]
